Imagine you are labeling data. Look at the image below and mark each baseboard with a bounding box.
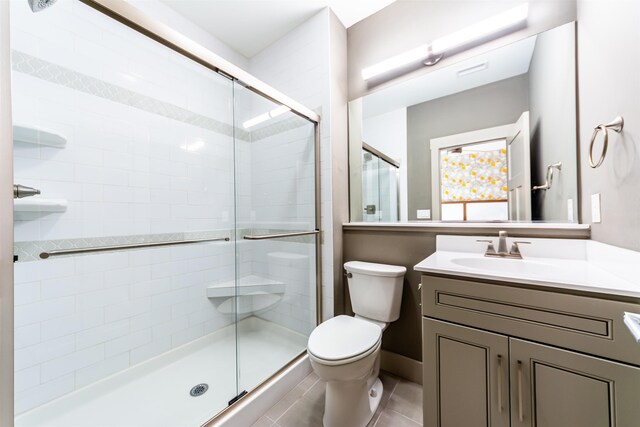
[381,350,423,385]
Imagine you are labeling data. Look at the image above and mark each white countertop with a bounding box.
[415,235,640,298]
[345,221,590,230]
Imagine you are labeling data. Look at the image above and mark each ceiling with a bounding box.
[363,35,538,119]
[161,0,396,58]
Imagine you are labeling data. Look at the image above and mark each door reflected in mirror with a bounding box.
[349,21,578,223]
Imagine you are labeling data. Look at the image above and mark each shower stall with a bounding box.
[1,0,320,425]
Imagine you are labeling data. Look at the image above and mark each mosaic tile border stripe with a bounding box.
[11,50,317,143]
[249,107,321,142]
[14,229,318,262]
[11,50,248,140]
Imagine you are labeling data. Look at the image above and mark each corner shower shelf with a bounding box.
[13,124,67,148]
[14,198,68,213]
[207,275,285,298]
[208,275,286,315]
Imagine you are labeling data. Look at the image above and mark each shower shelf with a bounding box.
[13,124,67,148]
[14,198,68,213]
[207,275,285,298]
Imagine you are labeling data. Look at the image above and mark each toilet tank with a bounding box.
[344,261,406,323]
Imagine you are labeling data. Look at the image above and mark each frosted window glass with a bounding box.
[442,204,464,221]
[467,202,509,221]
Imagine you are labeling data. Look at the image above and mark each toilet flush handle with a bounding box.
[346,272,352,278]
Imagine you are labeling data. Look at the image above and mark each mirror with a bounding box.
[349,22,578,223]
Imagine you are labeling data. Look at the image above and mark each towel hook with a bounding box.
[532,162,562,191]
[589,116,624,168]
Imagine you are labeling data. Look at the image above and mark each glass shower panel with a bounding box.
[362,150,399,222]
[362,150,380,221]
[10,1,236,425]
[378,158,399,222]
[234,84,317,394]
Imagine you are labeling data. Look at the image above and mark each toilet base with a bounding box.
[322,377,383,427]
[368,377,384,415]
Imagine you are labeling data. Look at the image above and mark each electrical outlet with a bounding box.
[591,193,601,223]
[417,209,431,219]
[567,199,574,222]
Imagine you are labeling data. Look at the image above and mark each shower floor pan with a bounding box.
[15,317,307,427]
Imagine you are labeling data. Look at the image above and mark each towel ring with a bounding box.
[589,116,624,168]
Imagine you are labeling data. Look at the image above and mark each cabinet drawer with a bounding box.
[421,275,640,366]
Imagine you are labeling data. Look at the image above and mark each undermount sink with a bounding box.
[450,256,564,275]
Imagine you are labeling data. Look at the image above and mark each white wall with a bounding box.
[363,108,408,221]
[249,8,338,321]
[577,0,640,251]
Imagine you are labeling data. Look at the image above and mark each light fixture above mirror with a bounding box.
[361,3,529,82]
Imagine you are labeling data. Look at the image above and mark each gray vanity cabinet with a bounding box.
[423,318,510,427]
[509,338,640,427]
[421,274,640,427]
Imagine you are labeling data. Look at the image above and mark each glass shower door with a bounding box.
[362,149,400,222]
[233,83,317,394]
[10,1,238,424]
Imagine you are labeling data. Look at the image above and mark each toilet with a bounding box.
[307,261,406,427]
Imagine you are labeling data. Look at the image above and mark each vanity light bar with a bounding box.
[242,105,291,129]
[361,3,528,81]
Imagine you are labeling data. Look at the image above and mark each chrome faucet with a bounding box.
[497,230,508,254]
[477,231,530,259]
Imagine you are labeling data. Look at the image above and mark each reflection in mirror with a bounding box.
[349,21,578,223]
[362,145,400,222]
[438,139,508,221]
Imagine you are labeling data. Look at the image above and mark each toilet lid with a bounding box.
[308,315,381,361]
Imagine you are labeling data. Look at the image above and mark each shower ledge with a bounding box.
[207,275,285,298]
[14,198,67,213]
[13,124,67,148]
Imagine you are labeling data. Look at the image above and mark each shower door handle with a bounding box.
[243,230,320,240]
[14,184,41,199]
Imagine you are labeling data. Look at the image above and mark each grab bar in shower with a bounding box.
[243,230,320,240]
[39,237,230,259]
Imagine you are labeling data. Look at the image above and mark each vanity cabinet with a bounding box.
[424,318,509,427]
[422,275,640,427]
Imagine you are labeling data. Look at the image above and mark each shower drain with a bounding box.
[190,383,209,397]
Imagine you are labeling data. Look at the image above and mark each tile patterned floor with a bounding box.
[252,371,423,427]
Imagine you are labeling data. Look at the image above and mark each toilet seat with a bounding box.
[308,315,382,365]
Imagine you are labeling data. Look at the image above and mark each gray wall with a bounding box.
[577,0,640,251]
[343,230,435,361]
[328,10,350,315]
[347,0,577,100]
[528,23,578,221]
[407,75,529,220]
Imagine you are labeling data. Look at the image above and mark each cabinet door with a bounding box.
[423,318,510,427]
[510,338,640,427]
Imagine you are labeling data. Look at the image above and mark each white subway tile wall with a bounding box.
[11,0,318,414]
[249,8,334,322]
